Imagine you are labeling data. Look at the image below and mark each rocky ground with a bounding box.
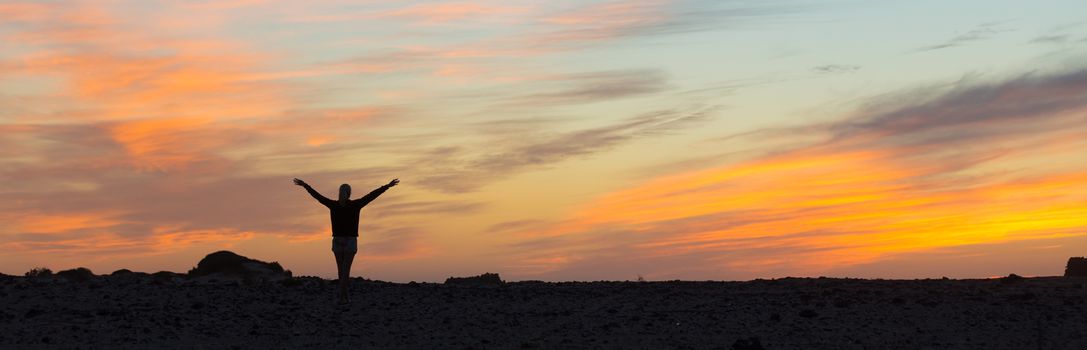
[1,273,1085,349]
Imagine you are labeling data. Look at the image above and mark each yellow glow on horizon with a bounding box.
[526,147,1087,275]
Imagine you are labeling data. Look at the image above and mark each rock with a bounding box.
[106,269,148,284]
[732,337,766,350]
[1066,257,1087,277]
[56,267,95,282]
[188,251,291,282]
[152,271,185,284]
[1000,273,1024,284]
[799,309,818,318]
[444,273,503,286]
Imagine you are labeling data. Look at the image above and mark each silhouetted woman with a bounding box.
[293,178,399,304]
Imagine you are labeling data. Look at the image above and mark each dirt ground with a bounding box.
[2,275,1085,349]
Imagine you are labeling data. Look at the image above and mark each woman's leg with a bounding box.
[342,252,356,301]
[333,250,347,302]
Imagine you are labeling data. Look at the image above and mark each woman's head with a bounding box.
[338,184,351,204]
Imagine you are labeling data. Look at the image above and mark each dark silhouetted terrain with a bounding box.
[187,250,291,282]
[2,254,1086,349]
[1067,257,1087,277]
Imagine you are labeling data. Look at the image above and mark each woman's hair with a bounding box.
[338,184,351,202]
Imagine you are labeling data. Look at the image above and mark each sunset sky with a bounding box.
[2,0,1086,281]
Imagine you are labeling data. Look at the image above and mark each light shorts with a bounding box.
[331,236,358,254]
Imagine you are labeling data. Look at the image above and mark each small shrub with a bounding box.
[25,267,52,278]
[445,273,503,286]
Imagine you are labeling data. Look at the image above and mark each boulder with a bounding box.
[188,251,292,282]
[1000,273,1024,284]
[55,267,95,282]
[106,269,148,284]
[1066,257,1087,277]
[444,273,503,286]
[152,271,185,284]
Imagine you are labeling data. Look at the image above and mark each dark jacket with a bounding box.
[303,184,390,237]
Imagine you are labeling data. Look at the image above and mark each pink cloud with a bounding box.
[383,2,528,24]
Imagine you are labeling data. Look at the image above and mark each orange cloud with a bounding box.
[291,2,527,24]
[531,148,1087,276]
[530,0,673,46]
[150,227,256,252]
[305,135,335,147]
[507,72,1087,278]
[383,3,527,24]
[10,211,125,234]
[4,1,291,170]
[0,226,254,258]
[0,3,52,22]
[108,117,222,170]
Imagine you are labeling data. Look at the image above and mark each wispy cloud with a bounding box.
[290,2,529,24]
[368,199,486,218]
[290,0,799,80]
[532,0,798,48]
[509,69,669,105]
[0,0,418,273]
[503,70,1087,280]
[0,1,297,172]
[1030,34,1070,44]
[357,226,432,261]
[3,0,1077,281]
[382,2,528,24]
[417,106,716,193]
[812,64,860,75]
[912,22,1014,52]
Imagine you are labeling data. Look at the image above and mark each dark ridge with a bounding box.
[445,272,503,286]
[110,269,134,276]
[55,267,95,282]
[1067,257,1087,277]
